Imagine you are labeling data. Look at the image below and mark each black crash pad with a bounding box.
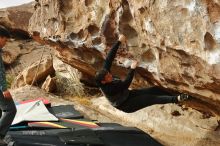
[5,135,67,146]
[59,128,162,146]
[48,105,83,119]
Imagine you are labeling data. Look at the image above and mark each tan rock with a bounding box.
[0,2,34,31]
[2,40,21,65]
[41,75,56,93]
[13,57,55,88]
[28,0,220,116]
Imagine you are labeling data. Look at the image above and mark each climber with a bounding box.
[95,34,189,113]
[0,26,17,146]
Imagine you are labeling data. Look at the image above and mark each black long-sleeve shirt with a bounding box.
[0,49,7,92]
[98,41,135,106]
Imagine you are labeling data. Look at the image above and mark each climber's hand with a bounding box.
[130,60,138,69]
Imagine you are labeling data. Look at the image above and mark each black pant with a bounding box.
[117,87,178,113]
[0,91,16,137]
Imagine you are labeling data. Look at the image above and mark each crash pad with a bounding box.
[12,100,58,125]
[48,105,83,119]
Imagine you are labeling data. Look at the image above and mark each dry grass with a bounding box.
[6,74,15,88]
[55,67,86,97]
[70,95,92,106]
[60,93,93,107]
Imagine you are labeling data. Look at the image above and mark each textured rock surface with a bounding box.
[0,3,34,31]
[0,4,34,64]
[41,75,57,92]
[13,57,55,88]
[80,96,220,146]
[10,40,54,76]
[29,0,220,115]
[2,40,21,65]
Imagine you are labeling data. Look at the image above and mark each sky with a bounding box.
[0,0,34,9]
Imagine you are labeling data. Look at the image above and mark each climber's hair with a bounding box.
[95,69,109,85]
[0,25,10,38]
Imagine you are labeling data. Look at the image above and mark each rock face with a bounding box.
[41,75,57,93]
[0,2,34,39]
[13,57,55,88]
[0,3,34,30]
[0,3,39,67]
[29,0,220,115]
[2,40,21,65]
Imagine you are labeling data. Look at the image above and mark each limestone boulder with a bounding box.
[41,75,56,93]
[28,0,220,116]
[2,40,21,65]
[0,2,34,32]
[13,57,55,88]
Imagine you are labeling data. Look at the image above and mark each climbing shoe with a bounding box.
[178,93,189,102]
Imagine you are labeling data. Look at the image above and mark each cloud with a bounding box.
[0,0,34,9]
